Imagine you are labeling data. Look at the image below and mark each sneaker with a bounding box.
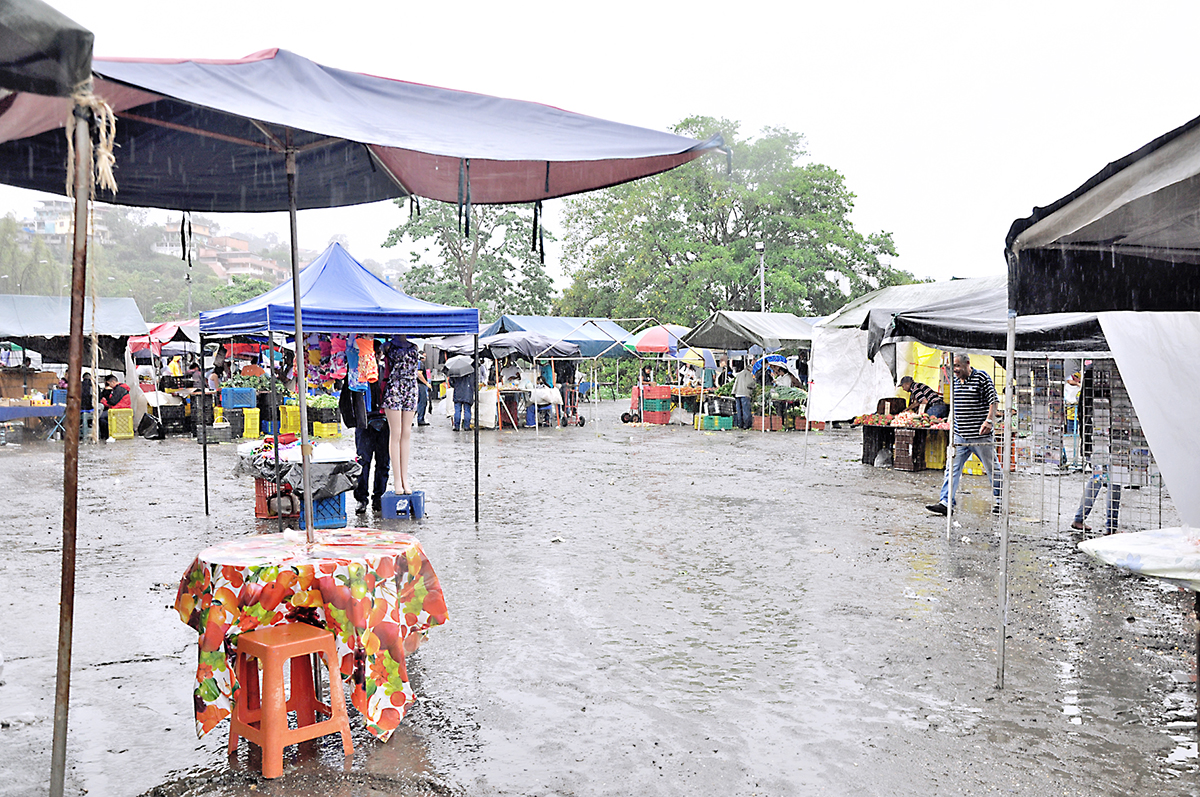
[1070,520,1090,531]
[452,425,459,431]
[925,503,948,516]
[355,500,368,515]
[372,496,382,510]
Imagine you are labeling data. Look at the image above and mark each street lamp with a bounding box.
[754,241,765,313]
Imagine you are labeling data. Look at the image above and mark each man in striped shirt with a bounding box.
[926,354,1000,516]
[899,376,949,418]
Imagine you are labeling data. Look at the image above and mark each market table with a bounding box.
[1080,528,1200,727]
[174,528,447,741]
[0,404,66,422]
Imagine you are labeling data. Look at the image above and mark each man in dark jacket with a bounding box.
[339,373,389,514]
[98,374,130,438]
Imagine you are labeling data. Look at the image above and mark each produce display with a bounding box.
[306,393,339,409]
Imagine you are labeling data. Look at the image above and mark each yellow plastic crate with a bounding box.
[242,408,260,438]
[108,407,135,439]
[280,405,301,435]
[312,421,341,438]
[924,430,948,470]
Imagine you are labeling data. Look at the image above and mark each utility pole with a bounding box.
[755,241,765,312]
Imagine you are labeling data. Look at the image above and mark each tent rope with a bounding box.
[65,79,118,199]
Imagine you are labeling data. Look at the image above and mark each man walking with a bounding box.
[926,354,1000,516]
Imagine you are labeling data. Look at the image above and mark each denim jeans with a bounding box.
[417,382,429,423]
[353,423,390,503]
[735,396,752,429]
[453,400,472,430]
[938,434,1001,508]
[1074,473,1121,533]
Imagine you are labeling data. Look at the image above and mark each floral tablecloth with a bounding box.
[1079,527,1200,592]
[174,528,447,741]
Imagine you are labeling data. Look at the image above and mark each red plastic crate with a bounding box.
[641,385,671,400]
[642,409,670,425]
[254,477,299,519]
[752,415,783,431]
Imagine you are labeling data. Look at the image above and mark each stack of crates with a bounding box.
[640,385,671,424]
[223,408,245,438]
[298,493,348,530]
[893,428,920,471]
[191,394,216,428]
[280,405,301,435]
[159,404,187,434]
[108,407,135,439]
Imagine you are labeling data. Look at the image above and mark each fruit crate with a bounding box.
[221,387,257,409]
[195,422,233,444]
[241,408,260,438]
[640,398,672,412]
[298,493,347,530]
[640,385,671,400]
[108,407,135,439]
[642,409,670,425]
[312,421,341,439]
[694,414,732,430]
[703,396,737,417]
[794,417,825,431]
[280,405,301,435]
[307,406,339,424]
[751,415,783,431]
[223,408,245,438]
[254,477,299,519]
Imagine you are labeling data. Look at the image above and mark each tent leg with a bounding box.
[474,333,479,524]
[997,312,1016,689]
[285,141,316,544]
[200,332,209,516]
[50,104,92,797]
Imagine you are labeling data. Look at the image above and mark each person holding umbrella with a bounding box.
[445,355,477,431]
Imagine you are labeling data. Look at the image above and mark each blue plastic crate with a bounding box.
[51,389,67,405]
[298,493,347,530]
[381,490,425,520]
[221,386,256,409]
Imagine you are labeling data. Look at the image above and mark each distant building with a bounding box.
[28,200,112,245]
[157,223,292,285]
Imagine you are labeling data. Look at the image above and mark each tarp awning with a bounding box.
[200,242,478,336]
[0,48,724,212]
[0,0,93,97]
[1006,113,1200,315]
[0,294,148,367]
[859,276,1108,358]
[442,331,580,361]
[479,315,632,359]
[682,311,816,350]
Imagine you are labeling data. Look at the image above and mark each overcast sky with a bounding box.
[3,0,1199,288]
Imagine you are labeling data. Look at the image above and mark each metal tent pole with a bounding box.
[285,142,316,543]
[945,351,955,541]
[49,103,92,797]
[997,311,1017,689]
[474,333,480,523]
[200,332,209,516]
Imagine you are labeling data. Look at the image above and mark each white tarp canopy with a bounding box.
[1097,312,1200,528]
[0,294,149,368]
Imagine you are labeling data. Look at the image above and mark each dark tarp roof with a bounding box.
[0,294,147,367]
[479,315,632,359]
[859,276,1108,359]
[681,311,817,350]
[1006,112,1200,314]
[442,331,580,361]
[0,48,723,212]
[0,0,92,97]
[199,242,478,337]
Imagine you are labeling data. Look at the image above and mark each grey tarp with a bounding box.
[681,311,817,350]
[444,331,580,361]
[0,294,149,368]
[862,275,1108,360]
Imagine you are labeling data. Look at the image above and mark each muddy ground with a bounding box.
[0,400,1196,797]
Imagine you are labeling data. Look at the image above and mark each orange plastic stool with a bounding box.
[228,623,353,778]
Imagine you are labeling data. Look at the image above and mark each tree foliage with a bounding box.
[556,117,915,323]
[383,200,555,317]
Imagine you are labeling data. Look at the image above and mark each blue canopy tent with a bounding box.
[200,242,478,337]
[480,315,633,359]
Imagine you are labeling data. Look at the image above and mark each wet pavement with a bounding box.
[0,401,1196,796]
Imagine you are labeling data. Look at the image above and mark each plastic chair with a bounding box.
[228,623,353,778]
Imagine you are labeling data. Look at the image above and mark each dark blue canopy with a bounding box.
[200,242,478,337]
[480,315,632,359]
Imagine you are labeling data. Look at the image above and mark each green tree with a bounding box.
[208,275,272,307]
[382,200,555,317]
[556,117,914,323]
